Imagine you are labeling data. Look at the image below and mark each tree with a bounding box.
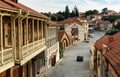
[73,5,79,17]
[115,22,120,29]
[85,9,99,17]
[106,22,120,35]
[64,5,70,19]
[93,9,99,14]
[101,7,108,14]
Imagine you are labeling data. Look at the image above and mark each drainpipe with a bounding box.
[19,10,29,61]
[13,9,22,62]
[13,9,29,62]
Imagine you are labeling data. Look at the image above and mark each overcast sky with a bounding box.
[19,0,120,13]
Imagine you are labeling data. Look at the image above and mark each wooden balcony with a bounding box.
[0,48,14,73]
[15,38,46,65]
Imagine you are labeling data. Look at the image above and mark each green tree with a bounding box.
[93,9,99,14]
[64,5,70,19]
[106,22,120,35]
[70,10,76,17]
[73,5,79,17]
[85,9,99,17]
[115,22,120,29]
[101,7,108,14]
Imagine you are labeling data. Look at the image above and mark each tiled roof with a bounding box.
[0,0,48,19]
[96,32,120,76]
[94,19,103,22]
[0,0,17,11]
[105,39,120,76]
[113,32,120,40]
[58,18,82,25]
[92,14,103,17]
[58,30,74,41]
[48,21,58,26]
[97,21,111,24]
[79,17,87,20]
[95,35,110,50]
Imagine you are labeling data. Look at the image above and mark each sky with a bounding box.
[19,0,120,13]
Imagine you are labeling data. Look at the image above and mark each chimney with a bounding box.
[11,0,18,3]
[108,36,114,43]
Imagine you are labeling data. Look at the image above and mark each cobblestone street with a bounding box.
[44,31,105,77]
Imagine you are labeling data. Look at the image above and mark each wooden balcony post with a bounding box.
[0,15,3,64]
[37,20,39,40]
[41,20,43,38]
[11,16,15,59]
[26,18,28,44]
[18,17,22,60]
[32,19,34,42]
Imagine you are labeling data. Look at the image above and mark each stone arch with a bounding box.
[62,38,69,49]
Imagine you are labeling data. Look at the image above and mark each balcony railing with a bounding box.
[0,52,2,65]
[3,48,13,64]
[48,42,59,54]
[22,38,46,59]
[0,48,13,66]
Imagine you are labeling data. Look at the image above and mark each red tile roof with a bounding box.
[0,0,48,19]
[48,21,58,26]
[58,30,74,41]
[105,39,120,76]
[95,35,110,50]
[58,18,82,25]
[96,32,120,76]
[97,21,111,24]
[79,17,87,20]
[92,14,103,17]
[0,0,17,11]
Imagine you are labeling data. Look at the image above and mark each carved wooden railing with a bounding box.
[3,48,13,64]
[0,48,13,65]
[0,52,2,65]
[22,38,46,59]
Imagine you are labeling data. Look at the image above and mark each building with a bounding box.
[58,17,89,42]
[97,20,113,31]
[90,32,120,77]
[0,0,48,77]
[46,21,59,68]
[91,14,103,21]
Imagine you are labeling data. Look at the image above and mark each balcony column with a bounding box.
[32,19,34,42]
[18,17,22,60]
[44,21,47,38]
[37,20,39,40]
[0,15,3,64]
[41,20,43,39]
[26,18,28,44]
[11,16,15,60]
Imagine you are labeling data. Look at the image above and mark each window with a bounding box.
[59,25,64,30]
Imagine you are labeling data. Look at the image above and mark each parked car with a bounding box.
[76,55,83,61]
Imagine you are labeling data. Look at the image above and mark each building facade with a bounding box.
[90,32,120,77]
[46,21,59,68]
[58,17,89,43]
[0,0,48,77]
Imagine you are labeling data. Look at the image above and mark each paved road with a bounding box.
[44,31,105,77]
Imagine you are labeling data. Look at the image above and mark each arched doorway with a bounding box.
[71,28,79,40]
[62,38,68,49]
